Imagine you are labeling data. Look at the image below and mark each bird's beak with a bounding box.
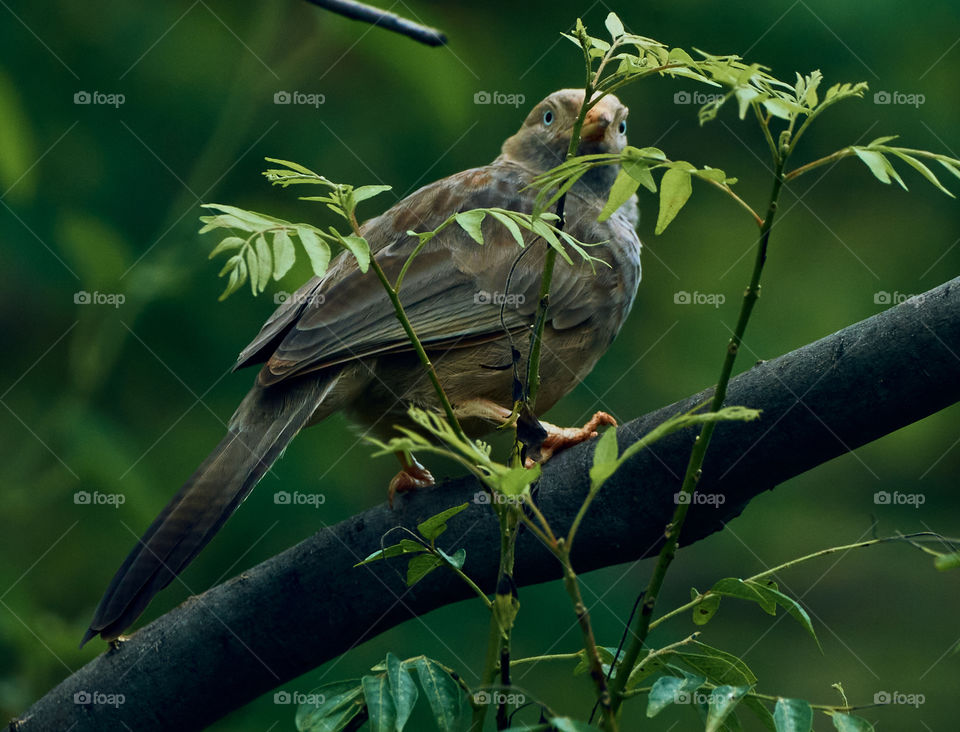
[579,109,611,142]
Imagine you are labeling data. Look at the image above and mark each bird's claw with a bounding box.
[388,460,435,507]
[524,411,618,467]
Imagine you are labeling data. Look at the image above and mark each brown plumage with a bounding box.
[81,89,642,646]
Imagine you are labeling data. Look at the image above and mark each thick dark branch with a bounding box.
[9,278,959,732]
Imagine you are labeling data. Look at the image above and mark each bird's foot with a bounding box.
[388,455,435,507]
[525,411,618,466]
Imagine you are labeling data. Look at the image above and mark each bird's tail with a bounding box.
[80,375,336,647]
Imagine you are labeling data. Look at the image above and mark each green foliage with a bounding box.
[296,655,463,732]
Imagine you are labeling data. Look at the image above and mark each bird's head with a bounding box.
[500,89,630,195]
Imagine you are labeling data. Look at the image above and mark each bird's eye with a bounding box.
[618,120,627,134]
[542,109,554,126]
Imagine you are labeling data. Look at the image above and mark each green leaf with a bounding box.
[417,503,469,541]
[886,150,955,197]
[487,210,527,248]
[705,685,749,732]
[272,229,296,279]
[711,578,776,615]
[548,719,601,732]
[353,184,393,203]
[339,234,371,273]
[436,547,466,571]
[853,148,893,184]
[598,169,641,222]
[748,582,821,649]
[255,234,272,292]
[354,539,425,567]
[208,236,245,259]
[655,167,692,234]
[773,698,813,732]
[677,642,757,686]
[604,12,625,38]
[413,657,462,732]
[694,592,722,625]
[385,653,418,731]
[245,244,259,296]
[623,158,657,192]
[831,712,875,731]
[298,228,332,277]
[495,464,540,496]
[455,210,487,245]
[647,675,703,717]
[934,551,960,570]
[588,426,619,490]
[362,674,396,732]
[406,553,443,586]
[295,680,365,732]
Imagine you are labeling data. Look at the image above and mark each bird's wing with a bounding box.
[235,163,626,386]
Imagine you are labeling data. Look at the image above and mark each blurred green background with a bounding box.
[2,0,958,729]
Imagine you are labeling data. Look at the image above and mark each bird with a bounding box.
[80,88,642,647]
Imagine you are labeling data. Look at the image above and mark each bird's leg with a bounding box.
[455,399,617,465]
[531,411,618,464]
[388,450,435,507]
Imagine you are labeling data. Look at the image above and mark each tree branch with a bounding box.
[9,277,959,732]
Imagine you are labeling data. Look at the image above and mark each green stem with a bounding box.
[608,147,788,714]
[511,652,582,667]
[784,147,853,181]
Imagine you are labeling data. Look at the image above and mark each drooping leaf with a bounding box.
[361,674,397,732]
[386,653,418,731]
[255,234,272,292]
[295,680,365,732]
[830,712,875,731]
[413,657,462,732]
[598,169,641,222]
[298,228,332,277]
[272,229,296,279]
[208,236,245,259]
[455,210,487,244]
[339,234,371,272]
[773,697,813,732]
[588,426,620,490]
[406,553,444,586]
[705,685,749,732]
[417,503,469,542]
[655,167,693,234]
